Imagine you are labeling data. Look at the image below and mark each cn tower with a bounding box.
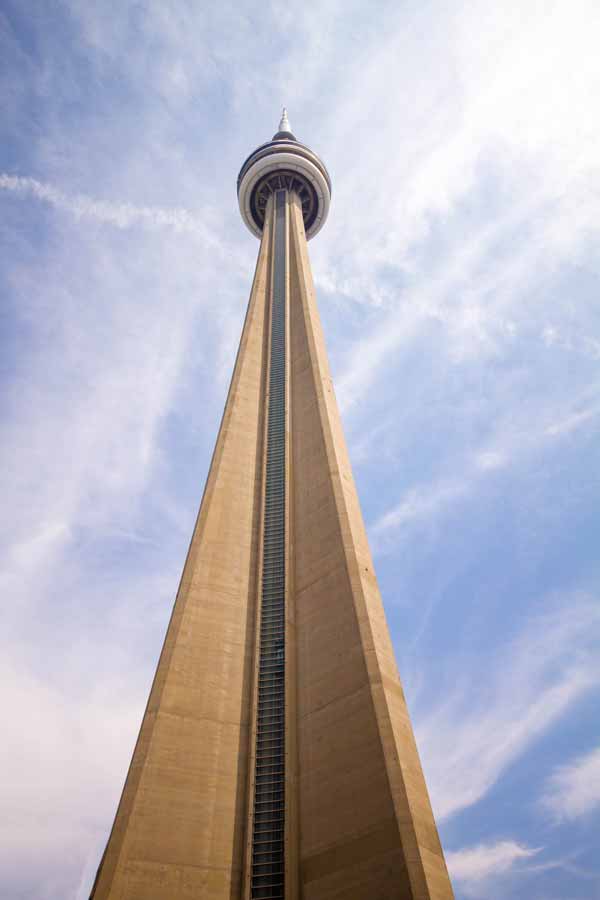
[91,111,454,900]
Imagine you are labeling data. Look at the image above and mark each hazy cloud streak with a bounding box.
[0,173,212,237]
[447,840,540,883]
[416,597,600,821]
[540,744,600,822]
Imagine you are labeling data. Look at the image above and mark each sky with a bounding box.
[1,1,599,898]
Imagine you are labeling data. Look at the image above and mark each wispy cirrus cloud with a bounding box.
[0,173,214,238]
[322,1,600,424]
[370,398,600,547]
[0,615,162,900]
[544,407,600,438]
[416,595,600,822]
[372,478,468,537]
[447,839,540,885]
[447,840,598,899]
[540,745,600,823]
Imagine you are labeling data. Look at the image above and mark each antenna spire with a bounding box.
[278,107,291,134]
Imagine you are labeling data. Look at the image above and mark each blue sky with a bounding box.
[1,1,599,898]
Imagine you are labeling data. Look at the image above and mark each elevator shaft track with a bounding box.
[251,190,287,900]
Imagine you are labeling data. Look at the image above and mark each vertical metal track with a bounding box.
[251,190,287,900]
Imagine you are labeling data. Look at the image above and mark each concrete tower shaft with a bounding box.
[90,118,454,900]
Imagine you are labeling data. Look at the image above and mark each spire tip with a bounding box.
[278,107,291,134]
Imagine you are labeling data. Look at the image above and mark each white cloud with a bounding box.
[447,840,540,883]
[474,449,508,472]
[372,478,468,535]
[541,325,600,361]
[322,1,600,412]
[0,650,147,900]
[541,745,600,822]
[7,519,70,572]
[447,840,598,899]
[545,407,598,438]
[370,397,599,548]
[416,596,600,821]
[0,173,214,239]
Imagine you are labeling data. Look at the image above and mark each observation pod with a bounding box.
[237,108,331,240]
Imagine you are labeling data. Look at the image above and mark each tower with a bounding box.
[90,112,454,900]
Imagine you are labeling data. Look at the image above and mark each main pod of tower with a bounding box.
[90,112,454,900]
